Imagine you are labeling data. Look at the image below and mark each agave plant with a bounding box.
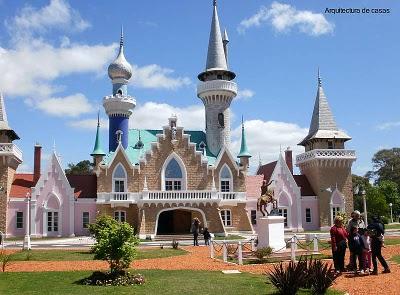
[268,258,307,295]
[308,259,335,295]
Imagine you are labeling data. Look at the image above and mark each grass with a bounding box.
[384,238,400,246]
[213,234,245,240]
[0,269,343,295]
[385,223,400,230]
[391,255,400,264]
[8,248,187,262]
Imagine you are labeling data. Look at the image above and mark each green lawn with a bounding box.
[384,238,400,246]
[0,270,343,295]
[213,234,245,240]
[385,223,400,230]
[391,255,400,264]
[8,248,187,261]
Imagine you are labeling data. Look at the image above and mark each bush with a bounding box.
[88,215,139,274]
[172,240,179,249]
[268,258,307,295]
[80,270,145,286]
[255,246,272,261]
[381,216,389,224]
[307,258,335,295]
[0,250,12,272]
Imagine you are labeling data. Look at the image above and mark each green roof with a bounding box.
[91,124,106,156]
[103,129,217,165]
[237,124,251,158]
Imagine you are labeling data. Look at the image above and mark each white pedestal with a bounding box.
[257,216,286,251]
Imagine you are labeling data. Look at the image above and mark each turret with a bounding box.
[91,112,106,167]
[103,27,136,152]
[197,0,237,156]
[237,117,251,169]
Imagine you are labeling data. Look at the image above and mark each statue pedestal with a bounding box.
[257,216,286,251]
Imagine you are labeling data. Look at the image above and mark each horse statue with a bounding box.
[257,180,278,217]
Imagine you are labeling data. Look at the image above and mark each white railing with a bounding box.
[220,192,246,201]
[197,80,238,96]
[144,190,214,200]
[296,149,356,164]
[97,192,137,203]
[0,143,23,162]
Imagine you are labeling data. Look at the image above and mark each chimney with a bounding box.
[33,143,42,184]
[285,147,293,175]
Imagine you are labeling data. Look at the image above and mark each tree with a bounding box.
[352,175,371,211]
[89,215,139,274]
[367,148,400,187]
[65,160,93,175]
[365,186,389,219]
[378,180,400,217]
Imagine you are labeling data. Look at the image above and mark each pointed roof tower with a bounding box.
[299,70,351,146]
[238,117,251,158]
[107,26,133,82]
[91,112,106,156]
[0,93,19,140]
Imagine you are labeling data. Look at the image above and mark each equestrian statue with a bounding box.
[257,180,278,217]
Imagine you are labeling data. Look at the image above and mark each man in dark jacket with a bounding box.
[367,216,391,275]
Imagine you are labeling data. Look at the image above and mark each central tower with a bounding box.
[197,1,237,156]
[103,28,136,152]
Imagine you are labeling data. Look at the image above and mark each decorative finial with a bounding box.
[97,110,100,127]
[241,115,244,127]
[53,139,56,152]
[213,0,217,7]
[318,67,322,87]
[120,25,124,48]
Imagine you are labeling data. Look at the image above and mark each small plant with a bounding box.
[268,257,307,295]
[25,250,32,261]
[0,250,12,272]
[172,240,179,249]
[307,258,335,294]
[160,244,164,249]
[80,271,145,286]
[255,246,272,261]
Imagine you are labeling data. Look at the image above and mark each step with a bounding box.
[154,235,194,241]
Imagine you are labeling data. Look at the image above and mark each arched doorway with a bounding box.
[156,208,206,235]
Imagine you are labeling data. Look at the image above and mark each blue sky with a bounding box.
[0,0,399,175]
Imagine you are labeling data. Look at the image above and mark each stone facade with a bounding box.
[0,164,17,234]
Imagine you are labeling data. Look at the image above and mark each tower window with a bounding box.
[117,89,123,95]
[327,140,334,149]
[217,75,223,80]
[218,113,224,128]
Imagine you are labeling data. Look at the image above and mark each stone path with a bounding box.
[4,245,400,295]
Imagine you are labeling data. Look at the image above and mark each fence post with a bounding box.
[294,234,298,251]
[238,241,243,265]
[290,236,296,262]
[223,242,228,262]
[251,238,256,252]
[210,238,214,259]
[313,234,319,253]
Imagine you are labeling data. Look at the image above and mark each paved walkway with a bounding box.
[4,244,400,295]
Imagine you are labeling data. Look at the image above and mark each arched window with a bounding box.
[220,165,232,192]
[113,164,127,192]
[165,158,183,191]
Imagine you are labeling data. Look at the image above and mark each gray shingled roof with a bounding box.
[299,77,350,146]
[0,93,10,130]
[205,4,227,71]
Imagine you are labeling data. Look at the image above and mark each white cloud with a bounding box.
[238,2,334,36]
[231,119,308,171]
[132,64,191,90]
[376,121,400,131]
[36,93,93,117]
[7,0,90,40]
[68,118,109,130]
[236,89,255,100]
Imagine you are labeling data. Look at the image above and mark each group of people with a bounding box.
[191,217,211,246]
[330,210,391,275]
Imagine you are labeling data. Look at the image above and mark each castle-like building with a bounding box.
[0,2,356,239]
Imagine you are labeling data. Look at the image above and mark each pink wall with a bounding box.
[301,197,320,231]
[74,200,97,236]
[6,200,26,237]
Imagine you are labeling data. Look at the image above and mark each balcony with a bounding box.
[97,192,138,204]
[197,80,238,97]
[0,143,23,162]
[296,149,356,165]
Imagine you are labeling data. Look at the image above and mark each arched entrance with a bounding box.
[156,208,206,235]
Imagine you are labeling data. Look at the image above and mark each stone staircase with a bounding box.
[153,234,193,241]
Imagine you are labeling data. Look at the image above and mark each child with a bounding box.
[348,226,364,274]
[203,227,211,245]
[360,228,372,274]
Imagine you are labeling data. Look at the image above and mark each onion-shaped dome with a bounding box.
[107,29,132,81]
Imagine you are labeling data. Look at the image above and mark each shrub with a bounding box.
[255,246,272,261]
[88,215,139,274]
[80,271,145,286]
[24,250,32,261]
[268,258,307,295]
[381,216,389,224]
[0,250,12,272]
[308,258,335,295]
[172,240,179,249]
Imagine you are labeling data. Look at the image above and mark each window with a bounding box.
[217,74,223,80]
[251,210,257,225]
[327,140,334,149]
[165,158,183,191]
[47,211,59,232]
[278,208,288,227]
[218,113,225,128]
[114,211,126,223]
[16,212,23,229]
[220,165,232,192]
[82,212,90,229]
[113,164,126,192]
[305,208,312,223]
[332,207,341,222]
[220,210,232,227]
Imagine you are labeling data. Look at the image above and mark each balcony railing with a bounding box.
[0,143,23,162]
[144,190,214,200]
[197,80,238,96]
[296,149,356,164]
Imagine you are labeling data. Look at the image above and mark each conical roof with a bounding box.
[238,118,251,158]
[91,114,106,156]
[0,93,19,140]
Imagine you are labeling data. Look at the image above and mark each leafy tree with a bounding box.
[89,215,139,274]
[65,160,93,175]
[365,186,389,219]
[367,148,400,186]
[378,180,400,216]
[352,175,371,211]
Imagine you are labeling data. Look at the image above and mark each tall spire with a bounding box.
[299,69,351,146]
[238,116,251,158]
[0,93,19,140]
[205,0,227,71]
[91,112,106,156]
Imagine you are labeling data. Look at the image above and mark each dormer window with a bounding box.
[327,140,334,149]
[113,164,127,192]
[117,89,123,95]
[220,165,232,192]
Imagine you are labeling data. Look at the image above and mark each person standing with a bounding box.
[203,227,211,246]
[346,210,365,270]
[348,226,364,274]
[360,228,372,274]
[330,216,348,274]
[191,217,201,246]
[367,216,391,275]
